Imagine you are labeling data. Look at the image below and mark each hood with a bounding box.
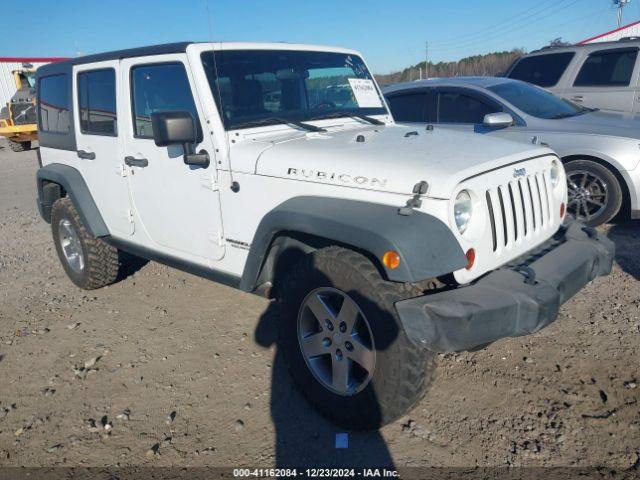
[250,124,552,199]
[547,111,640,140]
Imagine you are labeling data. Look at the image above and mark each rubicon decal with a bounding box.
[287,168,388,188]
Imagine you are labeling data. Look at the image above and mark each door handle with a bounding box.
[571,95,584,102]
[124,156,148,168]
[77,150,96,160]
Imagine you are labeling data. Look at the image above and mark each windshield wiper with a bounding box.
[312,111,385,125]
[548,112,578,119]
[233,117,326,132]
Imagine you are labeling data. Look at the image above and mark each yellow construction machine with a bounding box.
[0,66,38,152]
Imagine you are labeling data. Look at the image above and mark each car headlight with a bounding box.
[550,160,561,187]
[454,190,473,234]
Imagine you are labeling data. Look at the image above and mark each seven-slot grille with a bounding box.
[485,170,553,252]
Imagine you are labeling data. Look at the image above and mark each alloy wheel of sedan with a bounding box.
[567,170,608,223]
[297,287,376,396]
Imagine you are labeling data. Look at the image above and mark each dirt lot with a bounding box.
[0,141,638,472]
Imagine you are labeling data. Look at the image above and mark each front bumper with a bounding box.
[395,218,614,353]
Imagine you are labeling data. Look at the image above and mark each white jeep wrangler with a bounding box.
[35,42,614,429]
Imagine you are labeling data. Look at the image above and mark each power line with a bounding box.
[428,0,565,47]
[430,0,581,52]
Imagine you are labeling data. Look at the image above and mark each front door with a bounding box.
[73,61,134,236]
[120,55,225,264]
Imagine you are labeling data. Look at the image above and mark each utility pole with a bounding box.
[425,41,429,79]
[613,0,630,28]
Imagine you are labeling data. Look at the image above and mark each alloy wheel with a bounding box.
[297,287,375,396]
[58,219,85,273]
[567,170,608,223]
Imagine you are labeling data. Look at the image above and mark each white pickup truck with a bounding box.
[35,42,614,429]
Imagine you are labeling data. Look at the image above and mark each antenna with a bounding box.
[204,0,236,191]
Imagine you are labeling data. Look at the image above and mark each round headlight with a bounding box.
[454,190,473,234]
[550,160,561,187]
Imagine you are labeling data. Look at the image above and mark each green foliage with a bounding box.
[376,49,526,85]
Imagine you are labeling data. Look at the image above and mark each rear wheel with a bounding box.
[51,197,140,289]
[565,159,622,227]
[7,139,30,152]
[277,246,435,430]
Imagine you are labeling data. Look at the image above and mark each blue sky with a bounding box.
[7,0,639,73]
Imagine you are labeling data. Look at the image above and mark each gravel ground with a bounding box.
[0,142,638,472]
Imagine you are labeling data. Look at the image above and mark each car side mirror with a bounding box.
[483,112,514,129]
[151,111,209,167]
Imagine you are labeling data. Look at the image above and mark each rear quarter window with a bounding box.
[507,52,575,87]
[574,48,638,87]
[38,74,71,133]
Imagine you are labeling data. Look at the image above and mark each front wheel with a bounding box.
[565,159,622,227]
[277,246,435,430]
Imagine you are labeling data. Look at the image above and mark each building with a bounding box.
[578,19,640,44]
[0,57,68,107]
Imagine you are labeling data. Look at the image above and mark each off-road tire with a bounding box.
[564,159,622,227]
[277,246,435,430]
[51,197,120,290]
[8,139,30,152]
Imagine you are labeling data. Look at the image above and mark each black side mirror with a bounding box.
[151,111,209,167]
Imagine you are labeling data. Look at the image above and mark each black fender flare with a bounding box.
[36,163,109,237]
[240,196,467,291]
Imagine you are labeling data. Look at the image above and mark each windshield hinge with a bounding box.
[399,181,429,216]
[209,231,224,247]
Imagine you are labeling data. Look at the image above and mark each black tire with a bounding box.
[277,246,435,430]
[51,197,120,290]
[564,159,622,227]
[7,139,30,152]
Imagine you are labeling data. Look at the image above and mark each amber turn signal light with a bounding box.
[560,202,566,218]
[465,248,476,270]
[382,251,401,270]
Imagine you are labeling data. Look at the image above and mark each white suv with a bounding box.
[35,42,614,429]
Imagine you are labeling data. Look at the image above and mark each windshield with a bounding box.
[488,81,590,119]
[18,72,36,89]
[201,50,387,130]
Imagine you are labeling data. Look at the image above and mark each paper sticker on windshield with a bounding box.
[348,78,382,108]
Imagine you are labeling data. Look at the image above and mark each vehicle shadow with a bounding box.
[607,220,640,280]
[253,251,399,469]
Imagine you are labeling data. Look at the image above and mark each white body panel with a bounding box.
[39,43,566,287]
[72,60,134,237]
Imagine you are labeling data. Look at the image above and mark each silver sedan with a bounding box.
[383,77,640,226]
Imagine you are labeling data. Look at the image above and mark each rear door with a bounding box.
[120,54,225,264]
[73,61,134,236]
[566,47,639,113]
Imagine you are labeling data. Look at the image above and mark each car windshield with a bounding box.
[201,50,387,130]
[488,81,591,119]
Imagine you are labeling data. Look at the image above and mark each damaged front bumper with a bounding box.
[395,218,615,353]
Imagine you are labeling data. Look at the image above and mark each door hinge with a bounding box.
[208,231,224,247]
[127,209,134,223]
[201,173,218,191]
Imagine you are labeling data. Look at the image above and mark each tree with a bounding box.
[548,37,572,47]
